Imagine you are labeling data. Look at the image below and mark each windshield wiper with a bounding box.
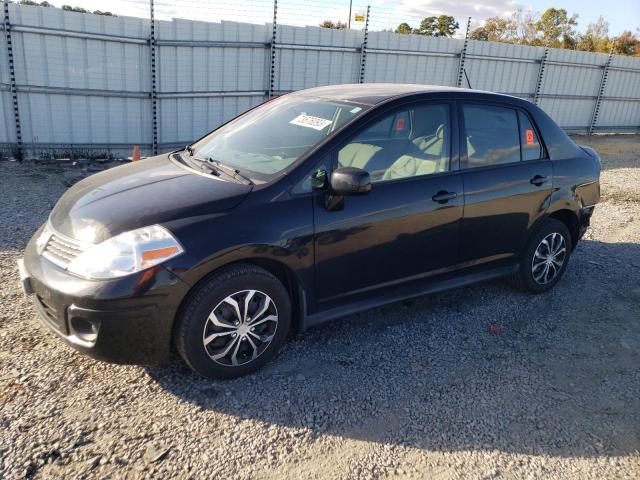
[181,147,253,185]
[207,158,253,186]
[198,161,222,177]
[179,149,222,177]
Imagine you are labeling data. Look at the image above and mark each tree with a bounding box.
[536,8,578,48]
[469,16,517,42]
[395,22,413,35]
[62,5,89,13]
[319,20,347,30]
[18,1,57,7]
[612,30,640,56]
[416,15,459,37]
[469,27,489,41]
[93,10,116,16]
[513,9,540,45]
[578,17,611,53]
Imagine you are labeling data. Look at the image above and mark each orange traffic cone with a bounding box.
[132,145,141,161]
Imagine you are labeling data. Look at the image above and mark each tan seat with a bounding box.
[381,155,441,181]
[413,125,444,156]
[338,143,381,170]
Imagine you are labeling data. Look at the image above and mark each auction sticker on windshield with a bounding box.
[290,114,333,131]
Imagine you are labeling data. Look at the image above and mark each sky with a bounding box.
[52,0,640,37]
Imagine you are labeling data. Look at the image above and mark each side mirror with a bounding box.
[330,167,371,195]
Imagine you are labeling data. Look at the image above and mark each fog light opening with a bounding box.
[69,317,99,345]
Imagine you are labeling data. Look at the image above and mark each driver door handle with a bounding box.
[530,175,549,186]
[432,191,457,203]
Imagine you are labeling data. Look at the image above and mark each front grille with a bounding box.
[36,295,57,321]
[42,233,85,269]
[34,294,64,333]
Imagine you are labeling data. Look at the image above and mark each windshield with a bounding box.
[191,95,369,178]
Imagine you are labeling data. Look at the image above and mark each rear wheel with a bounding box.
[511,218,572,293]
[176,264,291,379]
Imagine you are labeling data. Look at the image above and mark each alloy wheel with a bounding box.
[202,290,278,366]
[531,232,567,285]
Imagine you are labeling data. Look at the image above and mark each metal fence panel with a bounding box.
[0,22,8,85]
[597,100,640,128]
[12,31,149,91]
[159,95,263,148]
[0,21,14,145]
[465,41,544,97]
[543,49,608,96]
[156,19,269,145]
[157,19,268,92]
[1,3,639,158]
[5,4,151,151]
[9,3,149,36]
[0,90,14,145]
[537,97,596,130]
[596,55,640,128]
[275,25,362,91]
[534,49,613,129]
[606,70,640,98]
[17,92,151,145]
[365,33,461,85]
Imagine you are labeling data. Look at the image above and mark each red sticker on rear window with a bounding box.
[395,117,405,130]
[525,129,534,145]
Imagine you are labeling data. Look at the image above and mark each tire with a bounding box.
[176,264,291,379]
[510,218,572,294]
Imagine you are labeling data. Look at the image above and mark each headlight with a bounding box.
[67,225,184,280]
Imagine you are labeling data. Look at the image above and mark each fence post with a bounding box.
[149,0,158,155]
[358,5,370,83]
[268,0,277,98]
[589,53,612,135]
[456,17,471,87]
[533,47,549,105]
[2,0,22,160]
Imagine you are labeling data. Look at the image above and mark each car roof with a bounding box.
[290,83,521,106]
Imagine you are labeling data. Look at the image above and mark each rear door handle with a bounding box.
[530,175,549,186]
[432,191,457,203]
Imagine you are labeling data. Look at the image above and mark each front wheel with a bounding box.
[511,218,572,293]
[176,264,291,379]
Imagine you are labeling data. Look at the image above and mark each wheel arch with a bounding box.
[547,208,579,250]
[173,255,308,345]
[236,257,305,333]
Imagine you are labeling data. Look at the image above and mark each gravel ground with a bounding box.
[1,135,639,479]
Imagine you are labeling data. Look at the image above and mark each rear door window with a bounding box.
[518,111,544,161]
[462,104,520,168]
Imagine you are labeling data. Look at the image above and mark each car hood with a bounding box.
[49,154,253,243]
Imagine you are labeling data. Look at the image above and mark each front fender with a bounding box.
[175,243,312,290]
[158,185,316,320]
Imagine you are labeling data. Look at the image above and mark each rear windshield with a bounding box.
[191,95,369,178]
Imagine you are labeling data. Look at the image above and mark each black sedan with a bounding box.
[19,84,601,378]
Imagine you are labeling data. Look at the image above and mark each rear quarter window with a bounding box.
[518,110,545,161]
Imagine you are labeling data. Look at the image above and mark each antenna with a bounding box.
[463,68,472,89]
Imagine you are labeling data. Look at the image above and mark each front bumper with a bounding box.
[20,233,191,365]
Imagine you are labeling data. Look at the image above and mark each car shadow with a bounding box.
[147,239,640,458]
